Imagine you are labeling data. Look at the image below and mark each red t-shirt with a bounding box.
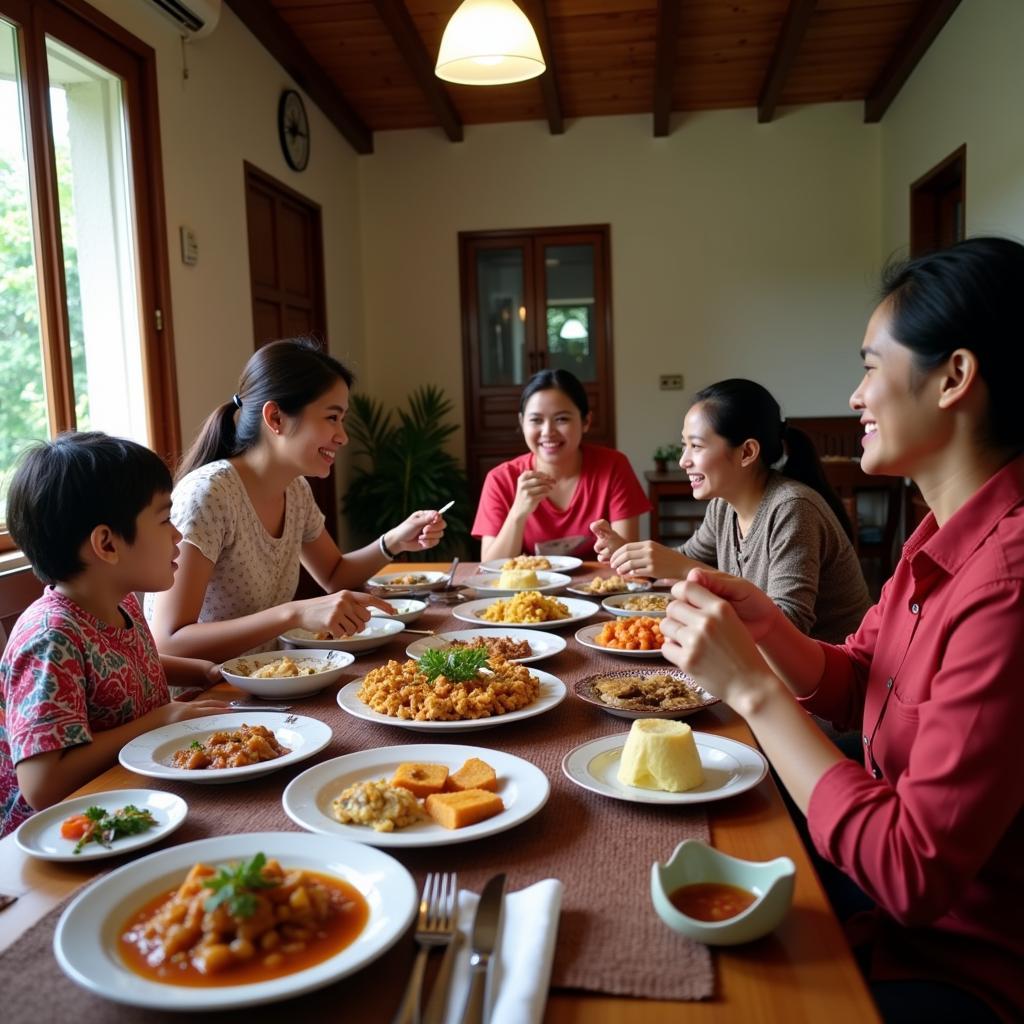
[471,444,650,558]
[802,455,1024,1020]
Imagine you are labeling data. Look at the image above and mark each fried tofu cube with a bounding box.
[445,757,497,793]
[425,789,504,830]
[391,762,449,798]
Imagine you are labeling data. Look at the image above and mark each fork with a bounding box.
[391,871,458,1024]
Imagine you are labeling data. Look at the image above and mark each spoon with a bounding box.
[444,557,460,590]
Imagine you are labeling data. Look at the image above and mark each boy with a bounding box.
[1,432,227,837]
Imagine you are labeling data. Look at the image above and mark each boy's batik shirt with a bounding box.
[0,589,168,836]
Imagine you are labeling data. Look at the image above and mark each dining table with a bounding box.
[0,562,880,1023]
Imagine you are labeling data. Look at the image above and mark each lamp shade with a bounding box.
[559,317,588,340]
[435,0,546,86]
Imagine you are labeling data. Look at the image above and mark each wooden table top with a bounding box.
[0,564,879,1023]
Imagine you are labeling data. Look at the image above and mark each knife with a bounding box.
[458,873,507,1024]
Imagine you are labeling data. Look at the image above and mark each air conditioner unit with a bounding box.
[145,0,222,38]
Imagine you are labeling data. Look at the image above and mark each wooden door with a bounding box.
[459,225,615,498]
[243,162,335,540]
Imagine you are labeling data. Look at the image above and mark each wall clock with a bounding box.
[278,89,310,171]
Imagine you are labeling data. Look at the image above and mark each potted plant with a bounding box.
[653,443,682,474]
[342,385,470,559]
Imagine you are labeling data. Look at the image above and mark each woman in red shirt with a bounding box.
[472,369,649,560]
[662,238,1024,1022]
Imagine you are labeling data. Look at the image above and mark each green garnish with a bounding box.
[74,804,157,854]
[418,646,490,684]
[189,740,203,750]
[202,852,280,919]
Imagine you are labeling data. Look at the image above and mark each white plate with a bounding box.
[561,732,768,805]
[15,789,187,862]
[280,616,405,654]
[478,556,583,574]
[566,577,653,597]
[574,622,668,659]
[118,713,332,784]
[471,571,571,597]
[336,667,567,733]
[369,599,427,625]
[602,592,672,618]
[451,596,599,630]
[283,744,550,847]
[366,570,448,596]
[220,649,354,698]
[53,831,416,1010]
[404,627,567,665]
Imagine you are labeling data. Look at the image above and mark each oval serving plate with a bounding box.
[15,789,188,863]
[471,570,571,598]
[478,556,582,574]
[405,627,566,665]
[53,832,416,1010]
[118,713,331,785]
[336,667,566,733]
[451,596,599,630]
[282,743,550,848]
[574,669,720,720]
[562,732,768,805]
[566,577,653,597]
[601,591,672,618]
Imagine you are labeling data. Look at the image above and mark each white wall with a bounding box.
[85,1,366,448]
[881,0,1024,256]
[359,105,881,488]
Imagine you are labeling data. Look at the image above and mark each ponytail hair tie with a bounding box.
[232,393,243,410]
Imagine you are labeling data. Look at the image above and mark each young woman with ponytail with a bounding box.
[147,339,446,661]
[592,379,870,643]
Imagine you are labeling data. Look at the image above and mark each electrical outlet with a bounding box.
[180,226,198,266]
[659,374,684,391]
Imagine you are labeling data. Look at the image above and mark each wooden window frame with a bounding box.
[0,0,179,552]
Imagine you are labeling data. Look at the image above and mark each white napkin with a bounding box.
[438,879,563,1024]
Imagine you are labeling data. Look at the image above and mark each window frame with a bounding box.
[0,0,179,551]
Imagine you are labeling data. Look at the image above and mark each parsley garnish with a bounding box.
[73,804,157,854]
[189,740,203,750]
[417,646,490,684]
[202,853,280,919]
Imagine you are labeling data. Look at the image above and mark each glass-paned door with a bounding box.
[460,226,614,500]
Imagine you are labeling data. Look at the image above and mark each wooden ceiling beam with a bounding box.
[757,0,818,124]
[652,0,680,137]
[225,0,372,154]
[372,0,463,143]
[523,0,564,135]
[864,0,962,123]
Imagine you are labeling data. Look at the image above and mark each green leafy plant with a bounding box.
[417,646,490,684]
[343,385,470,559]
[653,443,681,463]
[202,853,280,919]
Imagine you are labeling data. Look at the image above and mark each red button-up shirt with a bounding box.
[802,455,1024,1020]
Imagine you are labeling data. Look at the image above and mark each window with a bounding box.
[0,0,177,547]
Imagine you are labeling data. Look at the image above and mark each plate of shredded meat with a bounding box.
[118,713,332,784]
[336,651,566,732]
[574,670,721,719]
[404,627,566,665]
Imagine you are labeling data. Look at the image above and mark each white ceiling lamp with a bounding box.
[559,317,588,340]
[435,0,546,86]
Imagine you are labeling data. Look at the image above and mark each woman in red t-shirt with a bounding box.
[471,370,649,561]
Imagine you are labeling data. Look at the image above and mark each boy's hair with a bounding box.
[6,431,173,585]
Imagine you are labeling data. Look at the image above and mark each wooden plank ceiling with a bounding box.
[229,0,961,153]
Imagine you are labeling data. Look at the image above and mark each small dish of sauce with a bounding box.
[669,882,756,922]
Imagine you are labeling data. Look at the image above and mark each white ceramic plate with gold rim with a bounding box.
[53,832,416,1010]
[282,743,550,848]
[561,732,768,805]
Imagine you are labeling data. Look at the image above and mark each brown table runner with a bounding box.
[0,578,715,1021]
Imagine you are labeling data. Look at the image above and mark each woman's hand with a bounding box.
[386,510,447,553]
[660,577,776,711]
[608,540,689,579]
[511,469,555,520]
[681,567,784,642]
[292,590,392,637]
[590,519,626,562]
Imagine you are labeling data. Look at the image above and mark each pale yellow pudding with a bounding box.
[497,568,540,589]
[617,719,704,793]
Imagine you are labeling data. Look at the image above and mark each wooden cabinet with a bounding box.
[459,226,614,498]
[645,471,707,545]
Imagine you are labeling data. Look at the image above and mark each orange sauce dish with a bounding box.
[668,882,756,922]
[119,860,368,987]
